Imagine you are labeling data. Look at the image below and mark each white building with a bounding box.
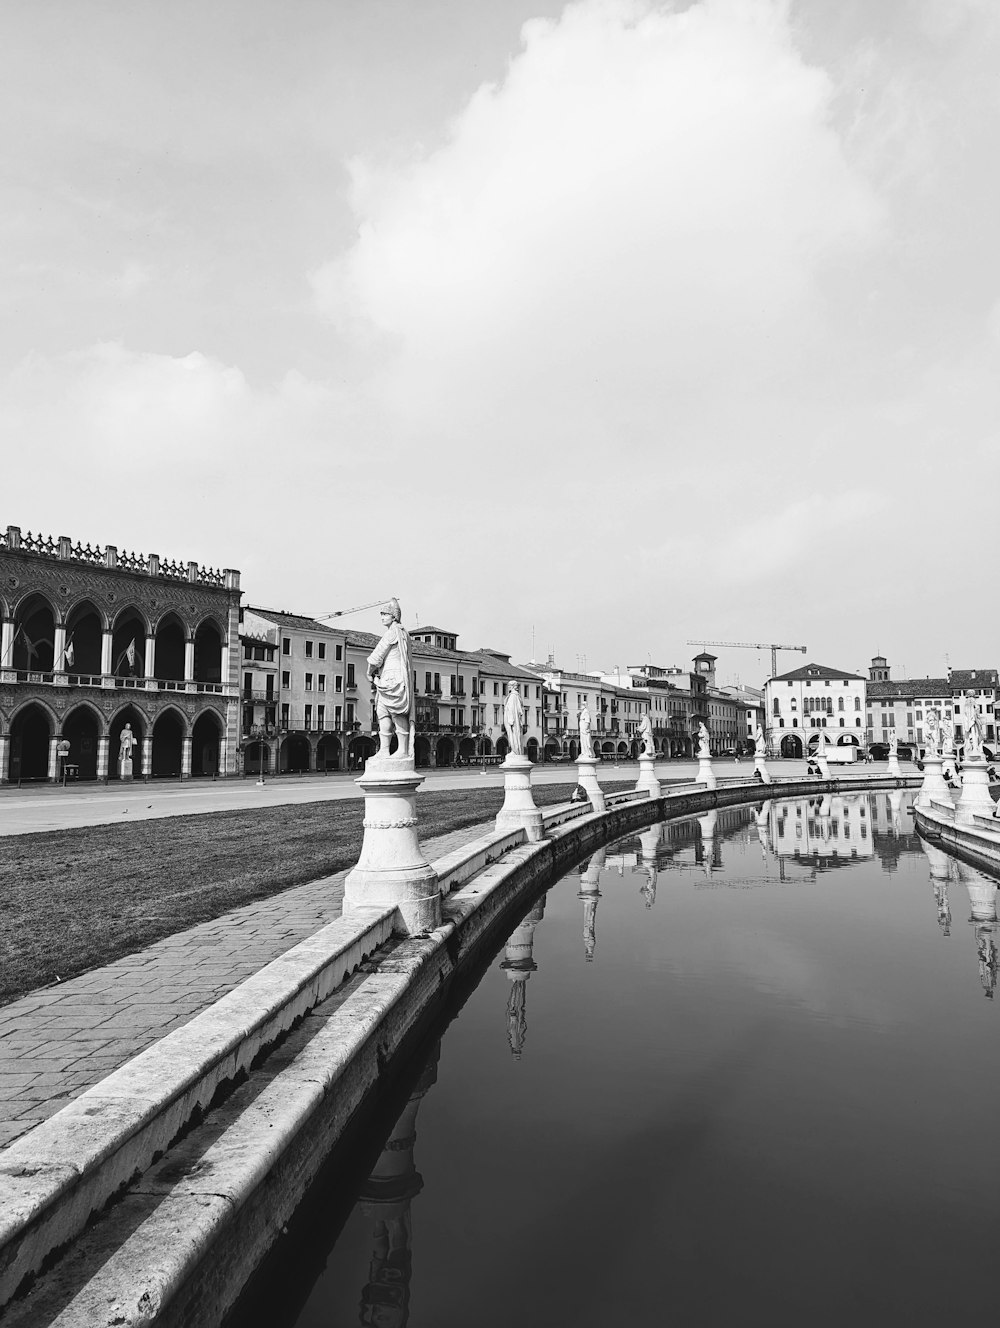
[765,662,866,758]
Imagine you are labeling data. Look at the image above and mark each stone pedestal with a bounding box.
[576,754,605,813]
[915,751,950,810]
[635,752,660,798]
[753,756,771,784]
[887,752,902,778]
[495,754,543,842]
[816,754,830,779]
[343,756,440,935]
[119,755,133,782]
[955,753,996,825]
[697,751,716,790]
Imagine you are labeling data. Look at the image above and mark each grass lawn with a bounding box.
[1,779,631,1006]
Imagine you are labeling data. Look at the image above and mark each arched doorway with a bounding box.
[526,737,539,762]
[64,600,103,678]
[111,608,148,680]
[316,734,342,771]
[436,736,455,767]
[12,595,56,674]
[496,736,509,761]
[282,735,310,773]
[191,712,221,776]
[62,705,100,780]
[152,710,184,777]
[837,734,859,746]
[629,740,639,760]
[10,703,52,781]
[110,707,145,779]
[617,741,628,757]
[154,614,186,683]
[245,740,270,776]
[414,736,431,769]
[459,737,476,765]
[481,737,493,757]
[348,735,376,771]
[544,740,559,762]
[569,740,579,760]
[780,734,804,758]
[194,621,223,685]
[600,741,614,757]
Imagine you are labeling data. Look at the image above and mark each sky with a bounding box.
[3,0,998,687]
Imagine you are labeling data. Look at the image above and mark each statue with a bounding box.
[118,723,136,780]
[963,694,985,759]
[753,725,766,758]
[888,731,898,756]
[366,599,414,759]
[503,681,526,757]
[925,707,941,754]
[579,703,594,760]
[637,712,654,758]
[697,722,711,757]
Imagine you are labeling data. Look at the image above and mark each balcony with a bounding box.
[242,689,277,704]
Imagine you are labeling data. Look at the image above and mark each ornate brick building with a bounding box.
[0,525,241,782]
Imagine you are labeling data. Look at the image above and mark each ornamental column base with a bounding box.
[343,755,440,936]
[754,756,772,784]
[495,754,543,842]
[697,753,716,790]
[635,752,660,798]
[955,753,996,825]
[576,754,605,813]
[915,751,950,810]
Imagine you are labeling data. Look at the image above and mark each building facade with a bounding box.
[765,662,867,758]
[0,524,241,782]
[864,657,998,754]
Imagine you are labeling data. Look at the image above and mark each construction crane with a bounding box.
[316,598,396,621]
[687,639,807,679]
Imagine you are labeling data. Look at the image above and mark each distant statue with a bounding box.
[925,707,941,754]
[888,731,898,756]
[753,725,766,758]
[697,722,711,757]
[367,598,414,759]
[118,723,136,780]
[638,711,654,758]
[942,717,956,753]
[963,694,985,759]
[503,681,526,757]
[579,703,594,760]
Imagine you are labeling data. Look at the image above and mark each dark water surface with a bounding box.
[230,792,1000,1327]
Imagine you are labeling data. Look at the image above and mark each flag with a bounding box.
[64,637,74,668]
[20,626,35,663]
[125,637,137,672]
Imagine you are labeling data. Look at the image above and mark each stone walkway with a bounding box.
[0,820,489,1149]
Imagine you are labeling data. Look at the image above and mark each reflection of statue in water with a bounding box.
[697,722,711,757]
[500,896,546,1059]
[367,599,414,760]
[640,865,657,908]
[358,1044,439,1327]
[963,694,985,759]
[977,928,998,998]
[578,849,604,962]
[578,703,594,760]
[503,681,526,757]
[638,712,654,758]
[934,882,951,936]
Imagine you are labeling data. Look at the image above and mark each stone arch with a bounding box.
[193,618,224,685]
[459,736,476,763]
[111,606,150,678]
[617,741,628,756]
[191,710,222,776]
[64,598,105,676]
[316,734,341,771]
[544,739,560,762]
[780,733,803,758]
[281,734,311,773]
[109,705,146,779]
[154,611,186,683]
[600,740,614,755]
[496,735,509,760]
[525,737,539,762]
[348,734,376,770]
[414,735,432,769]
[62,702,103,779]
[11,592,56,673]
[244,739,270,776]
[837,733,859,746]
[481,736,493,756]
[9,702,53,781]
[152,707,186,777]
[629,740,639,760]
[569,740,579,760]
[436,736,455,767]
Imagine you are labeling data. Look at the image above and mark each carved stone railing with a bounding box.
[2,525,240,590]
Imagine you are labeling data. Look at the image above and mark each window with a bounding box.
[318,675,326,692]
[335,674,343,691]
[494,682,500,696]
[282,638,290,655]
[335,704,342,728]
[304,704,312,730]
[305,641,313,658]
[317,705,325,730]
[838,697,844,711]
[854,698,860,710]
[244,671,252,693]
[305,673,313,691]
[318,642,326,660]
[347,663,356,686]
[336,644,342,661]
[856,717,862,727]
[282,671,290,688]
[281,703,289,727]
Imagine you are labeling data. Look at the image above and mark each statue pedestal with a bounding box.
[887,752,902,778]
[753,756,771,784]
[816,755,830,779]
[576,754,605,813]
[343,756,440,935]
[495,754,543,842]
[118,757,132,782]
[696,752,716,790]
[955,753,996,825]
[915,751,950,810]
[635,752,660,798]
[942,750,958,783]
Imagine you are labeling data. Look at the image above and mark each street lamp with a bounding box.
[249,722,271,786]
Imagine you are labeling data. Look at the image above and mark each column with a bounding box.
[218,734,228,777]
[141,736,153,779]
[181,735,192,779]
[1,618,14,672]
[144,635,156,690]
[220,642,230,688]
[47,737,60,782]
[183,639,195,683]
[0,734,10,784]
[101,629,113,679]
[96,736,110,781]
[53,625,68,682]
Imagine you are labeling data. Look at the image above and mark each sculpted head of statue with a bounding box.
[381,598,401,625]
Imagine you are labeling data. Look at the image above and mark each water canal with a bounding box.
[228,791,1000,1327]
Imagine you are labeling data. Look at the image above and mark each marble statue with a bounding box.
[503,681,526,757]
[118,723,136,779]
[925,707,941,753]
[638,711,654,758]
[942,717,956,753]
[753,725,766,758]
[963,694,985,759]
[697,722,711,757]
[579,703,594,760]
[888,731,898,756]
[366,599,414,759]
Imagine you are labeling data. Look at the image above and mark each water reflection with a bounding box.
[638,825,661,907]
[578,848,604,961]
[500,895,547,1057]
[357,1044,439,1327]
[955,862,998,1000]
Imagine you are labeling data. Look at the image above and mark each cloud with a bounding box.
[112,261,153,299]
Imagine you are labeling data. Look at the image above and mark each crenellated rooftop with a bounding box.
[1,525,239,590]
